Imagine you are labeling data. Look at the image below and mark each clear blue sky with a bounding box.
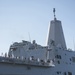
[0,0,75,54]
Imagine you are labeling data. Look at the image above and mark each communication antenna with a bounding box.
[28,32,31,43]
[53,8,56,19]
[73,38,75,51]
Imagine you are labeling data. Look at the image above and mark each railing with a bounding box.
[0,56,55,67]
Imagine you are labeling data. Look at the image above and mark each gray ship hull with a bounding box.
[0,61,54,75]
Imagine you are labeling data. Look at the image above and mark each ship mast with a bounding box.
[53,8,56,19]
[47,8,67,49]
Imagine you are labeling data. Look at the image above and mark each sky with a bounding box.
[0,0,75,54]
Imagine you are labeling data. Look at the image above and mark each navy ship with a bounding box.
[0,8,74,75]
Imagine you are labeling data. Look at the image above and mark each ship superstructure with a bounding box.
[0,8,74,75]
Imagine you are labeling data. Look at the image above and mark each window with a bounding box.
[57,71,61,74]
[72,57,75,62]
[64,72,67,75]
[57,72,59,74]
[63,72,72,75]
[70,58,71,61]
[65,54,66,55]
[55,55,61,59]
[57,61,60,64]
[68,72,72,75]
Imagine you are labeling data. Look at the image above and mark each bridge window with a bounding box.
[10,48,17,51]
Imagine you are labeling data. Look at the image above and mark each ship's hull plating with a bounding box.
[0,62,54,75]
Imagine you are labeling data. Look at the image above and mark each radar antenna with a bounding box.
[53,8,56,19]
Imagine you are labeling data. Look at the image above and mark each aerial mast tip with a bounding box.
[53,8,56,19]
